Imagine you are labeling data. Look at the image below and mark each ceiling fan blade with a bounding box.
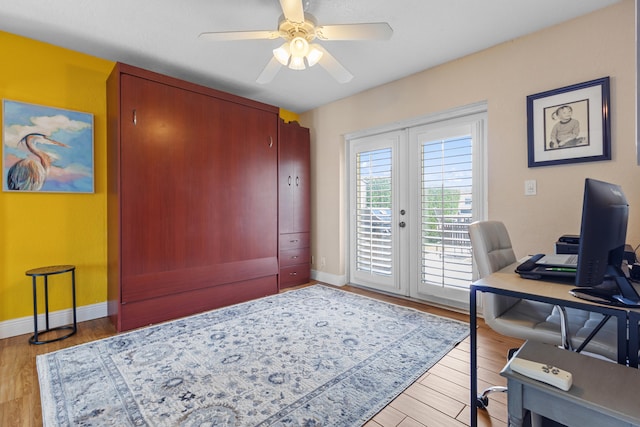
[199,30,280,41]
[256,56,283,84]
[279,0,305,23]
[314,45,353,84]
[315,23,393,41]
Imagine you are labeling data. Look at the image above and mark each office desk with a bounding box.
[501,340,640,427]
[469,262,638,427]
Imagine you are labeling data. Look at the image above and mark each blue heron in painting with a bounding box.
[6,133,69,191]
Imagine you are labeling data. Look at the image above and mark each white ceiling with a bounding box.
[0,0,622,113]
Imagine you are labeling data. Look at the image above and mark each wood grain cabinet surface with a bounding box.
[107,63,280,331]
[278,120,311,289]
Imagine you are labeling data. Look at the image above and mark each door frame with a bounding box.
[344,102,488,300]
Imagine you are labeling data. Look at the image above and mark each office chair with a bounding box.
[469,220,618,409]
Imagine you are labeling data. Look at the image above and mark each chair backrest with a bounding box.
[468,220,518,320]
[468,220,517,278]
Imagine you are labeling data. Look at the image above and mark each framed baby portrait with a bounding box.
[526,77,610,167]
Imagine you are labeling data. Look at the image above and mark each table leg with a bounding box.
[616,312,627,365]
[470,287,478,427]
[31,276,38,343]
[506,380,525,427]
[44,275,50,331]
[71,269,77,332]
[629,312,639,368]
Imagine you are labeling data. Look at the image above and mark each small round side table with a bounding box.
[25,265,77,345]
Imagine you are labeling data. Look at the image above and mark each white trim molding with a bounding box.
[0,302,108,340]
[311,269,347,287]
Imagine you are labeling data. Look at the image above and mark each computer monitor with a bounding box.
[571,178,640,306]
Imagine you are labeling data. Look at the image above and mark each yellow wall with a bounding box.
[280,109,300,123]
[0,31,114,322]
[0,31,300,325]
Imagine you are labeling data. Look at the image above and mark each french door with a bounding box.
[348,131,407,295]
[347,107,486,307]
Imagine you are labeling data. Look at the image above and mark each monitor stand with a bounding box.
[570,274,640,308]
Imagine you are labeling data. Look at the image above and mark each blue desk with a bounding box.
[501,340,640,427]
[469,262,637,427]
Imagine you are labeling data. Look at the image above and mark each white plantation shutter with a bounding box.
[347,104,486,304]
[355,148,393,276]
[420,135,473,288]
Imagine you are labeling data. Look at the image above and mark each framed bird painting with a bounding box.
[2,99,94,193]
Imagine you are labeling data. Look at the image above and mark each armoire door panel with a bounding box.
[278,121,310,234]
[278,121,296,235]
[292,124,311,233]
[120,74,277,278]
[108,63,280,331]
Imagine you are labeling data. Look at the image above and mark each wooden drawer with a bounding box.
[279,247,310,268]
[279,232,310,250]
[279,264,311,288]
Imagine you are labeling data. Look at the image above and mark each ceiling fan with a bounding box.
[199,0,393,84]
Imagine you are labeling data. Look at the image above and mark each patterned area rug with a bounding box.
[37,285,469,426]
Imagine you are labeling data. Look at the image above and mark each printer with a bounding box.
[556,234,637,264]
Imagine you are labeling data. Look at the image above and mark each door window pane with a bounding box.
[421,136,473,288]
[355,148,393,276]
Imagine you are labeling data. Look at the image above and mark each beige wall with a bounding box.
[300,0,638,284]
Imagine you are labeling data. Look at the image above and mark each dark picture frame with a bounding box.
[527,77,610,167]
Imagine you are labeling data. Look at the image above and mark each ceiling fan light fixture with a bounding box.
[289,55,306,70]
[273,43,291,66]
[306,44,323,67]
[289,36,309,57]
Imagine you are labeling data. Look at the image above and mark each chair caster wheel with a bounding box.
[477,395,489,409]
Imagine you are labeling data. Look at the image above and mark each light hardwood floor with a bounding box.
[0,283,522,427]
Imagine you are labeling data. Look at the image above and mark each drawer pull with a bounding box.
[289,272,297,276]
[291,256,298,259]
[289,239,299,243]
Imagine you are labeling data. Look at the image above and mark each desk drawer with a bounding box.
[279,264,310,288]
[279,232,310,250]
[279,247,310,268]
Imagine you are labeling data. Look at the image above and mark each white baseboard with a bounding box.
[311,269,347,287]
[0,302,108,340]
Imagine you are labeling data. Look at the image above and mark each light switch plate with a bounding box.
[525,180,537,196]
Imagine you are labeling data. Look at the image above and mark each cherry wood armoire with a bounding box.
[107,63,288,331]
[278,120,311,289]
